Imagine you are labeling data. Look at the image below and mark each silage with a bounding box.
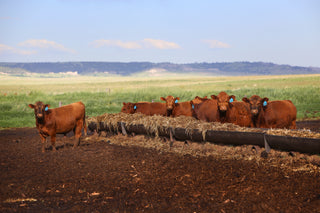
[88,112,320,139]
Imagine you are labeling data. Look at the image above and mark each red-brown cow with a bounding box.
[242,95,297,129]
[160,96,208,117]
[210,91,252,127]
[192,99,219,122]
[29,101,87,152]
[121,102,166,116]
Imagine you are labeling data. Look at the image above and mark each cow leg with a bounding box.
[40,134,46,153]
[73,120,83,148]
[290,120,296,129]
[50,134,57,152]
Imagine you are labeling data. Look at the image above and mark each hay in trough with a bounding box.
[266,128,320,139]
[87,113,320,141]
[88,113,320,139]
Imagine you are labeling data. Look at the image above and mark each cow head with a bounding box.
[160,96,180,113]
[121,102,136,114]
[242,95,269,116]
[211,92,235,112]
[28,101,50,122]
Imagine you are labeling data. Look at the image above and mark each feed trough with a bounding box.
[87,113,320,154]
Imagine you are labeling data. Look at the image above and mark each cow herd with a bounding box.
[29,91,297,152]
[122,91,297,129]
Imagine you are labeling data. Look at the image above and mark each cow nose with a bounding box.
[219,105,227,111]
[37,113,43,118]
[251,109,258,115]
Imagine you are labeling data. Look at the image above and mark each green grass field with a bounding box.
[1,74,320,128]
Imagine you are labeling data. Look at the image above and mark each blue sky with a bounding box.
[0,0,319,67]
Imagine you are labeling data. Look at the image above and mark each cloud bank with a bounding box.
[91,39,180,49]
[18,39,76,53]
[0,44,36,55]
[202,40,231,48]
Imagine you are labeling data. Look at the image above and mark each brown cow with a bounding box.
[160,96,208,117]
[121,102,166,116]
[210,91,252,127]
[29,101,87,152]
[242,95,297,129]
[192,98,219,122]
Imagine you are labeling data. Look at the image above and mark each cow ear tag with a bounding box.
[134,105,137,110]
[263,101,267,107]
[45,106,49,111]
[175,99,178,103]
[192,104,195,109]
[229,98,234,103]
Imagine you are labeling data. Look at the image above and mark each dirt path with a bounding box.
[0,124,319,212]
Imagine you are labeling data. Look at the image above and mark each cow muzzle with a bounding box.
[219,105,227,112]
[251,109,258,116]
[37,113,44,118]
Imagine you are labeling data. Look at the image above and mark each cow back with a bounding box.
[172,101,193,117]
[261,100,297,129]
[135,102,166,116]
[193,99,218,122]
[45,102,86,134]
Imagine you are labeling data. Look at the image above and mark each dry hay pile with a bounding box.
[87,113,320,139]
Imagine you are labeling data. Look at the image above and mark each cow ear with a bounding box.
[160,97,166,101]
[28,104,35,109]
[44,104,50,111]
[123,102,126,106]
[229,95,236,103]
[190,101,195,109]
[176,97,180,100]
[242,97,249,103]
[211,95,217,100]
[262,97,269,107]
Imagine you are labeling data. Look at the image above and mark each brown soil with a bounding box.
[1,120,320,212]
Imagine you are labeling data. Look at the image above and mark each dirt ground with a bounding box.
[0,121,320,212]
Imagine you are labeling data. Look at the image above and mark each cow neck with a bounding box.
[36,111,48,125]
[253,107,266,127]
[218,110,228,122]
[36,116,45,125]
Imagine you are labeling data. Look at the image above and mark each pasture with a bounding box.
[0,74,320,128]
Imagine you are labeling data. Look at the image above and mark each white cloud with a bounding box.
[203,40,231,48]
[90,40,142,49]
[0,44,36,55]
[90,39,180,49]
[143,38,180,49]
[18,39,76,53]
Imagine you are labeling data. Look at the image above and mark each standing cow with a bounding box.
[242,95,297,129]
[29,101,87,152]
[192,98,218,122]
[210,91,252,127]
[160,96,208,117]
